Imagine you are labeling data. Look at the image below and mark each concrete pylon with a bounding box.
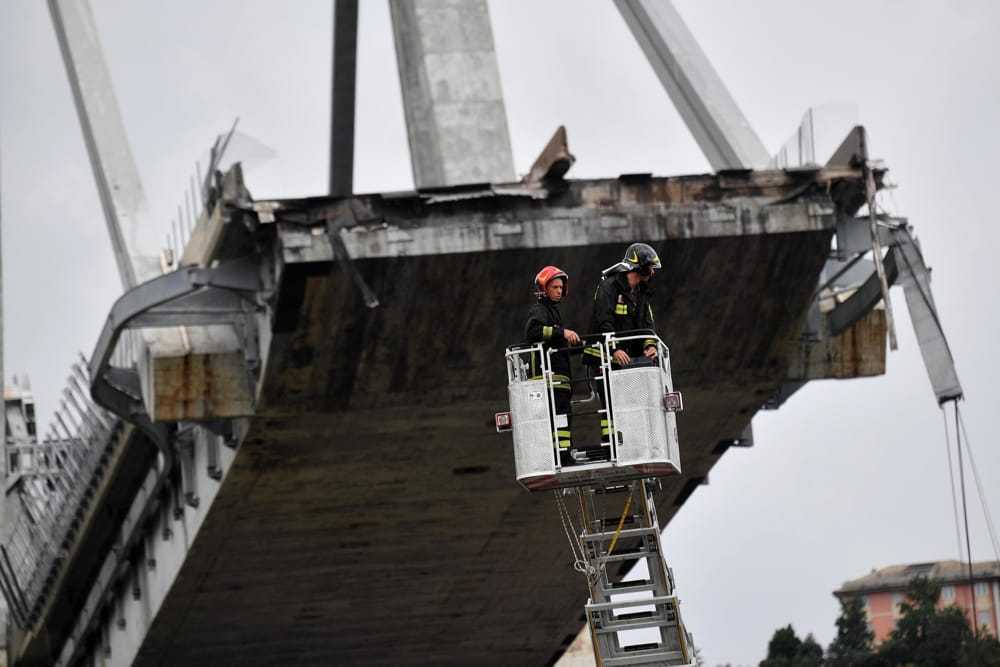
[389,0,516,188]
[615,0,770,171]
[48,0,162,288]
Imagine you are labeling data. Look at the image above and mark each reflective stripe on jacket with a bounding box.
[525,299,573,379]
[583,271,656,365]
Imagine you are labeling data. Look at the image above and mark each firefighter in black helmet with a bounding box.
[583,243,662,442]
[525,265,580,467]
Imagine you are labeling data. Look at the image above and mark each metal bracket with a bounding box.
[835,211,897,260]
[827,247,900,336]
[203,430,223,481]
[176,429,200,509]
[89,256,266,414]
[825,224,962,404]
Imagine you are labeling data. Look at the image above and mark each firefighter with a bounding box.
[525,265,580,467]
[582,243,662,443]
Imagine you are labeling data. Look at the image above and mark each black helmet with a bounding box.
[603,243,662,276]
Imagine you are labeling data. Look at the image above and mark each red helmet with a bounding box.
[534,265,569,299]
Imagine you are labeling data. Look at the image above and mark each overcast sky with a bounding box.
[2,2,999,665]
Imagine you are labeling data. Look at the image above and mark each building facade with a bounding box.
[834,560,1000,643]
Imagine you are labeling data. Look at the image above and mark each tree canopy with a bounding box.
[827,594,877,667]
[756,575,1000,667]
[758,624,822,667]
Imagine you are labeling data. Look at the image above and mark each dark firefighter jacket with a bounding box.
[583,271,657,366]
[525,298,573,383]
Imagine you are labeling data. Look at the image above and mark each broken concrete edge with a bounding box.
[142,164,261,421]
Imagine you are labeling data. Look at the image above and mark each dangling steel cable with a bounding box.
[957,407,1000,566]
[954,400,979,639]
[942,408,965,560]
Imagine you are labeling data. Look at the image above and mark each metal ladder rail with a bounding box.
[578,480,694,666]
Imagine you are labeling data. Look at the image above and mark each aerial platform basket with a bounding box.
[498,332,683,492]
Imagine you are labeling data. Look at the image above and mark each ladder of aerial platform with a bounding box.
[578,480,693,666]
[497,332,695,666]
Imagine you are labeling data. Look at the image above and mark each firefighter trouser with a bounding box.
[553,383,572,450]
[587,366,614,443]
[531,374,572,450]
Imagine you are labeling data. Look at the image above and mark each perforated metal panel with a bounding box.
[609,366,680,470]
[508,380,556,477]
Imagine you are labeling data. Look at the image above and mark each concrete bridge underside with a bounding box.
[17,169,888,666]
[134,171,881,666]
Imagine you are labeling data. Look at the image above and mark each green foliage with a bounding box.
[878,576,970,667]
[759,625,823,667]
[958,625,1000,667]
[827,595,877,667]
[760,575,1000,667]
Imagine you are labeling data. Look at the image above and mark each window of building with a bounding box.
[975,581,989,597]
[942,585,956,601]
[892,592,903,607]
[979,610,992,628]
[861,594,870,608]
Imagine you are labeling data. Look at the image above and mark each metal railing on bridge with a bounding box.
[0,357,124,629]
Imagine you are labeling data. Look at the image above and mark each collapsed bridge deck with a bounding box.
[12,166,888,666]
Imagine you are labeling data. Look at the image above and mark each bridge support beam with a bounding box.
[389,0,516,188]
[615,0,770,171]
[329,0,358,197]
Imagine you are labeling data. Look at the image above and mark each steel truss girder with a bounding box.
[88,255,264,392]
[827,223,962,404]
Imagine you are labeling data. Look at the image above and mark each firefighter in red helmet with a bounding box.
[525,265,580,467]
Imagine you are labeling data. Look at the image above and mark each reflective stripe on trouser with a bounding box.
[528,374,572,448]
[527,373,571,392]
[555,429,572,449]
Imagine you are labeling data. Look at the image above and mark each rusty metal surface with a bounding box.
[787,308,887,380]
[150,348,253,421]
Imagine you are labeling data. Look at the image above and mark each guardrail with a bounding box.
[0,359,122,628]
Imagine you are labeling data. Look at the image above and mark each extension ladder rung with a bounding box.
[585,545,655,562]
[590,610,676,633]
[601,649,687,666]
[584,526,659,542]
[595,515,639,530]
[600,579,658,595]
[587,594,676,613]
[588,484,632,496]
